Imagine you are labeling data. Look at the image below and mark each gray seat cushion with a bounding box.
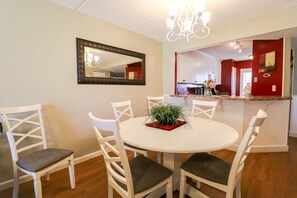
[180,153,231,185]
[117,155,173,194]
[16,148,73,172]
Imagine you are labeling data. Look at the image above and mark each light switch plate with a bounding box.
[254,77,257,82]
[272,85,276,92]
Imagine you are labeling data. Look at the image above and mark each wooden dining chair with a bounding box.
[88,112,173,198]
[111,100,148,157]
[179,109,267,198]
[191,100,219,119]
[0,104,75,198]
[147,96,165,115]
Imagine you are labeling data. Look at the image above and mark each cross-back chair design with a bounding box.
[147,96,165,115]
[111,100,148,158]
[88,112,173,198]
[0,104,75,198]
[179,109,267,198]
[112,100,135,122]
[191,100,219,119]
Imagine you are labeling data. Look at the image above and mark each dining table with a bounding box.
[119,116,239,197]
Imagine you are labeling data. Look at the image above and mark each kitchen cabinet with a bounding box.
[177,50,221,84]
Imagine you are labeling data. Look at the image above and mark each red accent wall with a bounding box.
[125,62,142,80]
[220,59,234,95]
[252,38,283,96]
[234,60,252,96]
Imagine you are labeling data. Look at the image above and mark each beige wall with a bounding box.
[0,0,163,182]
[163,3,297,95]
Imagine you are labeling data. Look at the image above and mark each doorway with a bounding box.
[240,68,252,96]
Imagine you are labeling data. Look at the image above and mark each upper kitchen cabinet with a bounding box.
[177,50,221,84]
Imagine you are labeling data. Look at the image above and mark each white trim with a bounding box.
[0,150,102,191]
[250,145,289,153]
[227,144,289,153]
[289,130,297,138]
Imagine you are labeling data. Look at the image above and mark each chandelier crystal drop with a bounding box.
[166,0,211,42]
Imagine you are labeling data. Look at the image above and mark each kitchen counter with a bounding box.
[174,94,291,101]
[168,95,290,153]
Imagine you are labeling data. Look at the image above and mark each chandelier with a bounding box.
[166,0,211,42]
[85,50,99,68]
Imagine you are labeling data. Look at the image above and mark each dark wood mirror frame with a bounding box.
[76,38,146,85]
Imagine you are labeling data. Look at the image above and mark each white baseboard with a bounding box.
[250,145,289,153]
[0,150,102,191]
[227,144,289,153]
[289,130,297,138]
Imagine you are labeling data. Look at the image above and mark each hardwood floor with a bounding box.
[1,137,297,198]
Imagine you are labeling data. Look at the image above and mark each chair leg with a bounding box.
[179,171,186,198]
[157,152,162,164]
[196,180,201,189]
[46,172,50,181]
[236,178,242,198]
[12,166,19,198]
[226,191,233,198]
[33,176,43,198]
[166,176,173,198]
[108,183,113,198]
[68,155,76,189]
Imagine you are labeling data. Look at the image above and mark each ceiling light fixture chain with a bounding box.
[166,0,211,42]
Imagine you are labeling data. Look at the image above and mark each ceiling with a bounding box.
[49,0,297,61]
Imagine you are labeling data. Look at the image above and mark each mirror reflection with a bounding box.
[76,38,145,85]
[84,47,142,80]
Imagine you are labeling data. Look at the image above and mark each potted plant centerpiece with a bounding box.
[146,104,187,130]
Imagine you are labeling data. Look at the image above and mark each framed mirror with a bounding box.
[76,38,145,85]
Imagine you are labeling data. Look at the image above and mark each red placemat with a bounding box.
[145,120,186,131]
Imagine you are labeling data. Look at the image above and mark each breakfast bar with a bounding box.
[172,95,291,152]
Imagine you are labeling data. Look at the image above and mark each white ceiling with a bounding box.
[49,0,297,60]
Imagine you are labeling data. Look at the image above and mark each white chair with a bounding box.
[88,112,173,198]
[111,100,148,157]
[146,97,165,164]
[179,109,267,198]
[147,96,165,115]
[0,104,75,198]
[191,100,219,119]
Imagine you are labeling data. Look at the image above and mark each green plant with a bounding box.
[149,104,186,125]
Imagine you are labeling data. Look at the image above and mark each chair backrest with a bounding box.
[191,100,219,119]
[228,109,267,187]
[0,104,47,162]
[147,96,164,115]
[88,112,135,197]
[111,100,134,122]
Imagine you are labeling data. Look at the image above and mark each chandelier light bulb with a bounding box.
[201,11,211,26]
[194,0,206,13]
[94,55,99,62]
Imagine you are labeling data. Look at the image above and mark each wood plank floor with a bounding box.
[1,137,297,198]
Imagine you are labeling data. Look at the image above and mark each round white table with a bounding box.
[119,116,239,195]
[120,116,238,153]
